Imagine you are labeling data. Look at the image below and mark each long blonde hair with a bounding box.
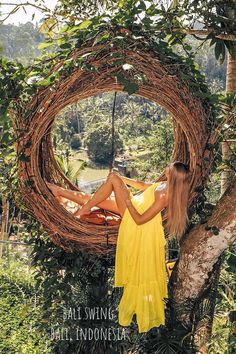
[166,161,191,239]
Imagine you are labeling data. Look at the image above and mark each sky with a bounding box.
[0,0,58,25]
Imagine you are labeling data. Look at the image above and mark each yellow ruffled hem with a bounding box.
[117,280,168,333]
[119,316,165,334]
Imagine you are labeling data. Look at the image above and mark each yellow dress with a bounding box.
[114,182,168,333]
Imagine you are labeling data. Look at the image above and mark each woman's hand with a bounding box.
[126,193,166,225]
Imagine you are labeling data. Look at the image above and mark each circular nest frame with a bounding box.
[13,40,216,257]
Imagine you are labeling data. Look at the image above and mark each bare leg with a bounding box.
[75,172,132,217]
[46,182,120,214]
[47,182,91,204]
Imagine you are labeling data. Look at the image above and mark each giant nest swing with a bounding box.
[12,33,217,258]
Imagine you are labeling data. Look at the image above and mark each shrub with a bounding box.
[70,133,82,150]
[0,258,51,353]
[84,121,123,164]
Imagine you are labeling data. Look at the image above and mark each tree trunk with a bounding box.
[218,42,236,354]
[221,45,236,195]
[170,177,236,347]
[192,43,236,351]
[191,44,236,351]
[0,197,10,258]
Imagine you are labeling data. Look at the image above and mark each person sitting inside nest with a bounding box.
[47,161,191,334]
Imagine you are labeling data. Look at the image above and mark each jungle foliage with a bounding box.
[0,1,235,353]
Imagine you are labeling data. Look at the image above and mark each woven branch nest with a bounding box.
[12,40,217,257]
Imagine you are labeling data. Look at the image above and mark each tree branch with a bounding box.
[0,2,52,24]
[173,28,236,42]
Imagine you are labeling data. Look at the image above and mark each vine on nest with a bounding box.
[0,12,227,255]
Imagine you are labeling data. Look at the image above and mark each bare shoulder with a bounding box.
[155,181,167,192]
[154,182,168,206]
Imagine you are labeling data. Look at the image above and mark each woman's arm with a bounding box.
[121,176,153,191]
[125,192,167,225]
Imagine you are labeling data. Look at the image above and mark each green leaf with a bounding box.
[224,40,236,59]
[194,185,204,193]
[38,42,54,50]
[212,226,220,235]
[36,78,51,87]
[118,0,126,8]
[59,42,72,50]
[77,20,93,30]
[214,40,226,64]
[116,72,139,95]
[58,24,69,34]
[93,32,110,45]
[125,81,139,95]
[138,1,146,10]
[19,154,30,162]
[146,4,158,16]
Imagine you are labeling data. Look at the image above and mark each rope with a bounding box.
[100,91,118,250]
[109,91,117,172]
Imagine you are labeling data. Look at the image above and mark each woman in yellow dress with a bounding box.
[47,161,191,333]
